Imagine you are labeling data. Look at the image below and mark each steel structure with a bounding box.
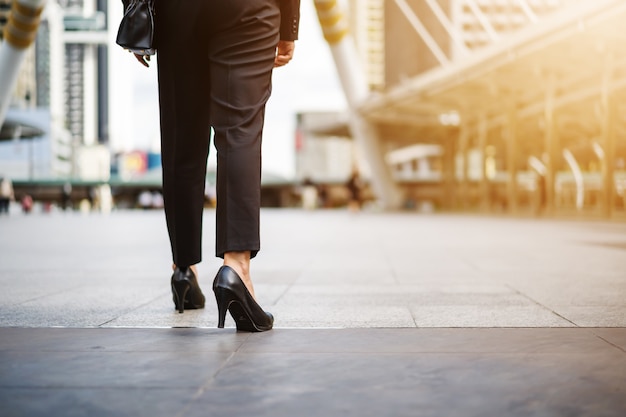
[327,0,626,216]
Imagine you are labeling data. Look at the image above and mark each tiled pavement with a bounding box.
[0,209,625,416]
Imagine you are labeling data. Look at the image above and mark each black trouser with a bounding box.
[156,0,280,267]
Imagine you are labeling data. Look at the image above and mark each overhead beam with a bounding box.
[393,0,451,66]
[515,0,539,24]
[424,0,470,57]
[463,0,500,43]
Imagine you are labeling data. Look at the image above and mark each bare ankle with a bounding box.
[223,251,254,298]
[172,264,198,278]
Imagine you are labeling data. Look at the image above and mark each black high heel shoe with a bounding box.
[212,265,273,332]
[171,267,205,313]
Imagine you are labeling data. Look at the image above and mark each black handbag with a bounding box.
[116,0,156,55]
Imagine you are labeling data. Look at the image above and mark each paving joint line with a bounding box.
[97,292,169,327]
[504,284,580,327]
[592,332,626,354]
[174,333,253,417]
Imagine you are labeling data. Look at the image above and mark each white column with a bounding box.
[82,0,97,146]
[45,1,71,177]
[83,44,97,146]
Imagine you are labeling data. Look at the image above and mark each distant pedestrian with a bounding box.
[301,177,318,210]
[138,190,153,210]
[61,182,72,211]
[346,169,363,212]
[21,194,33,214]
[151,191,164,209]
[0,176,14,214]
[317,183,329,208]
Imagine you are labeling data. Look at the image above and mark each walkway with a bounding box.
[0,209,625,416]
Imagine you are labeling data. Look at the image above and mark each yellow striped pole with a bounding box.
[315,0,349,45]
[313,0,367,107]
[0,0,47,127]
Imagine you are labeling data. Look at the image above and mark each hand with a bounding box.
[133,53,151,68]
[274,40,295,68]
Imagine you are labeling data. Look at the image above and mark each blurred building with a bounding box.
[0,0,111,180]
[61,0,108,147]
[295,111,354,183]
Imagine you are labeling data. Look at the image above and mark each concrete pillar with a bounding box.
[506,105,519,213]
[457,123,470,209]
[600,53,616,218]
[477,115,489,211]
[544,73,558,214]
[441,133,456,210]
[457,124,470,209]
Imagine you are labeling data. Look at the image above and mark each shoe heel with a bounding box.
[215,287,232,328]
[172,281,190,314]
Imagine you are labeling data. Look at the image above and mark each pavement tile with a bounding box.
[296,268,397,285]
[0,388,198,417]
[272,304,416,328]
[0,328,249,352]
[237,328,614,354]
[186,382,624,417]
[409,305,574,327]
[0,350,229,389]
[552,306,626,327]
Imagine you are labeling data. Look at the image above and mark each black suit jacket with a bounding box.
[280,0,300,41]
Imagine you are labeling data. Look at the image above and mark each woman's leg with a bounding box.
[156,0,212,268]
[207,0,281,265]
